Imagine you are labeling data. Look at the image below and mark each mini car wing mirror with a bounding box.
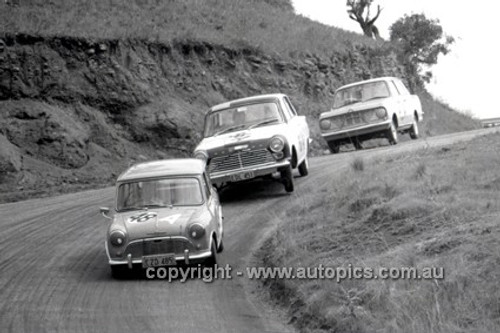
[100,207,112,219]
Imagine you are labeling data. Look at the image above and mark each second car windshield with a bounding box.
[117,178,203,211]
[204,102,283,137]
[333,81,390,109]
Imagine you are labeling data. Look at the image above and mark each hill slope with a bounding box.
[0,0,479,202]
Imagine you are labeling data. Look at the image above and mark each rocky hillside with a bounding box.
[0,2,479,202]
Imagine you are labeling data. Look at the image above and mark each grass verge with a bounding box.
[257,132,500,333]
[0,0,372,57]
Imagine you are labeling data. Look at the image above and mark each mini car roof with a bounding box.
[117,158,205,182]
[336,77,400,91]
[210,93,285,112]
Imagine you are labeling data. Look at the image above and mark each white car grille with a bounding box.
[208,149,275,173]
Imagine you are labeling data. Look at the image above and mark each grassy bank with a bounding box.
[0,0,370,56]
[259,132,500,332]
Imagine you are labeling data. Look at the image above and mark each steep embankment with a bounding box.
[0,34,478,202]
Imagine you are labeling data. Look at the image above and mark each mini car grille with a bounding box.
[125,238,195,257]
[208,149,275,173]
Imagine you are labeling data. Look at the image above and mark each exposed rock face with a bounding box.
[0,133,22,173]
[0,34,476,201]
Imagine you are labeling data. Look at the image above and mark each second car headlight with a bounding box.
[188,223,206,239]
[320,119,331,131]
[269,136,285,153]
[375,107,387,119]
[109,230,127,247]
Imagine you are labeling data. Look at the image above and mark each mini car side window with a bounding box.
[202,172,211,198]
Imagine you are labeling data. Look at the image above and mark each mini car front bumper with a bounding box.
[106,237,213,268]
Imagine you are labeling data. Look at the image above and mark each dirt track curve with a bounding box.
[0,128,497,333]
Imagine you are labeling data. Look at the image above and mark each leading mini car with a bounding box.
[100,158,224,278]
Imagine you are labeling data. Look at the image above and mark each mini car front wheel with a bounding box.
[281,165,294,193]
[205,240,218,267]
[217,239,224,253]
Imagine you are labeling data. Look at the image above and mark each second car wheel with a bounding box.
[281,165,294,192]
[298,156,309,177]
[386,118,398,145]
[409,115,419,139]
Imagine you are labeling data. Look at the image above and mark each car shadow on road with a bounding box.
[217,178,291,204]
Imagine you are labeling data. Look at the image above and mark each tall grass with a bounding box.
[265,132,500,332]
[0,0,373,56]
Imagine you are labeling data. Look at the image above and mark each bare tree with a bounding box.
[346,0,382,39]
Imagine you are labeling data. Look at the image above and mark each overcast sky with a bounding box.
[292,0,499,119]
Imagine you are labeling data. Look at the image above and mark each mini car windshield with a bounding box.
[117,177,203,211]
[333,81,390,109]
[204,102,283,137]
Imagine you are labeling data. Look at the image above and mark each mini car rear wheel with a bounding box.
[281,165,294,192]
[298,155,309,177]
[327,141,340,154]
[386,118,398,145]
[409,115,419,139]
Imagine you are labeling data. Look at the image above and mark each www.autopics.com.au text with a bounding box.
[144,264,444,282]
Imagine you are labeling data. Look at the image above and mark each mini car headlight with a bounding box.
[193,150,208,162]
[320,119,331,131]
[188,223,205,239]
[109,230,126,247]
[269,136,285,153]
[375,108,387,119]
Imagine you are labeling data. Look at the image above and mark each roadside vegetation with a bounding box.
[0,0,371,56]
[259,132,500,332]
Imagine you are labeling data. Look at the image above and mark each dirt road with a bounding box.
[0,128,496,333]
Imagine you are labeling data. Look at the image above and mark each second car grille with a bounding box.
[208,149,275,173]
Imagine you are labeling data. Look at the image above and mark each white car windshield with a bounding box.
[333,81,390,109]
[117,178,203,211]
[204,102,282,137]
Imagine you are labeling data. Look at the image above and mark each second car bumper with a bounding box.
[321,121,391,141]
[210,160,290,185]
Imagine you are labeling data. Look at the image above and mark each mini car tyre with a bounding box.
[386,119,398,145]
[327,141,340,154]
[217,239,224,253]
[281,165,294,192]
[298,156,309,177]
[409,115,419,140]
[205,240,218,267]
